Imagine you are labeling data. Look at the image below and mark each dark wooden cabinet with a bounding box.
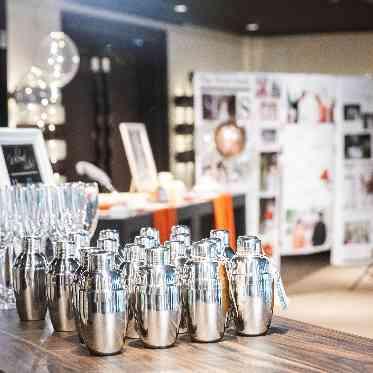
[62,12,169,191]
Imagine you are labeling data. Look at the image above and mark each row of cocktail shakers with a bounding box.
[12,225,288,355]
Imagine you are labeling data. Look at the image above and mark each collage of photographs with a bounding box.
[339,82,373,253]
[195,72,373,262]
[342,131,373,248]
[255,77,283,260]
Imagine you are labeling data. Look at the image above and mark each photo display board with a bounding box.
[2,144,42,184]
[333,77,373,265]
[194,72,373,265]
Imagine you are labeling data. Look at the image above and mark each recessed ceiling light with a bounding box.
[133,38,144,47]
[246,23,259,32]
[174,4,188,13]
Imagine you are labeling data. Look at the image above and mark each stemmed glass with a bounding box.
[81,182,99,239]
[0,186,16,309]
[44,182,98,259]
[0,182,99,308]
[54,182,98,239]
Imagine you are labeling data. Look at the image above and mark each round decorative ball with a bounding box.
[34,31,80,88]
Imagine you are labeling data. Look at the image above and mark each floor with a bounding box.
[276,252,373,339]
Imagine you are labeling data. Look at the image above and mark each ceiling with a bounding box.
[67,0,373,36]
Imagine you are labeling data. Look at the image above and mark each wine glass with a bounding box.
[81,182,99,238]
[0,186,16,310]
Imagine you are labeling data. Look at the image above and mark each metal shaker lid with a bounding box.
[88,251,113,272]
[207,237,225,257]
[140,227,160,244]
[146,246,171,266]
[121,243,145,262]
[22,236,42,253]
[171,225,190,237]
[236,236,262,256]
[79,247,94,268]
[97,237,119,253]
[210,229,229,247]
[191,239,219,261]
[68,230,90,251]
[170,233,191,247]
[164,240,187,261]
[134,235,157,250]
[55,241,70,258]
[98,229,120,241]
[17,236,46,270]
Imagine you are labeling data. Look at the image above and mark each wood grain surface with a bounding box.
[0,310,373,372]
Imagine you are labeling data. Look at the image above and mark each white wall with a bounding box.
[7,0,61,91]
[243,33,373,75]
[167,27,243,181]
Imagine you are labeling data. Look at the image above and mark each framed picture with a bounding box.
[363,113,373,129]
[343,104,361,121]
[119,123,158,192]
[344,133,371,160]
[0,128,54,185]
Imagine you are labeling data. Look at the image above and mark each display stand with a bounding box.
[194,72,373,265]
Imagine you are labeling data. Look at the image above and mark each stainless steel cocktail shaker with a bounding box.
[171,225,191,237]
[72,247,92,342]
[135,235,158,250]
[228,237,274,336]
[140,227,160,245]
[0,238,16,308]
[146,245,171,266]
[236,235,261,256]
[13,236,48,321]
[69,230,90,258]
[47,241,79,332]
[134,245,182,348]
[164,240,189,334]
[79,251,128,355]
[97,229,124,268]
[210,229,235,259]
[185,239,229,342]
[97,237,115,252]
[98,229,120,243]
[164,239,188,265]
[120,243,146,339]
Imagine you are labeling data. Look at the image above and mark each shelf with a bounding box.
[174,123,194,135]
[175,150,195,163]
[174,95,194,108]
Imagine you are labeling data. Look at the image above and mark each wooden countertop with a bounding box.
[0,310,372,372]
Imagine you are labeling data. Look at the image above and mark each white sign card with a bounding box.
[0,128,54,185]
[119,123,158,193]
